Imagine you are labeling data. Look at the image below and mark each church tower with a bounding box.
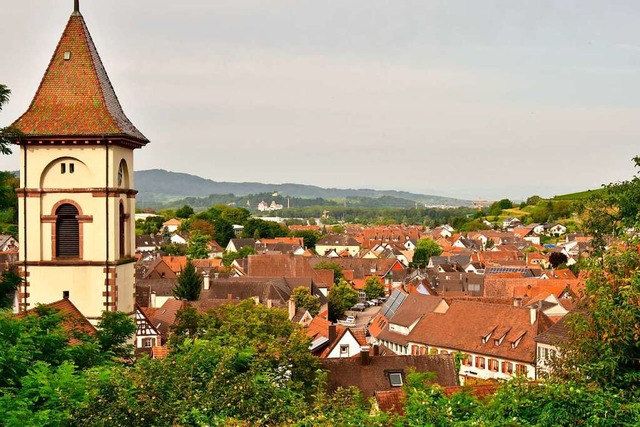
[11,2,149,321]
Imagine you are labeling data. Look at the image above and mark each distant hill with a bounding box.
[553,188,605,201]
[134,169,472,208]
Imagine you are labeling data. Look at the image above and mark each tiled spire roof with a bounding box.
[12,11,149,145]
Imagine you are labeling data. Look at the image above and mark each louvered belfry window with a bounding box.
[56,203,80,257]
[119,203,126,257]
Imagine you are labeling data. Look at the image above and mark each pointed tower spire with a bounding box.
[12,9,148,146]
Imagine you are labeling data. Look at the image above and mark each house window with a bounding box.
[143,338,154,348]
[69,163,75,173]
[389,372,403,387]
[502,362,514,374]
[488,359,499,371]
[475,357,485,369]
[516,364,528,376]
[468,284,480,292]
[55,203,79,258]
[60,163,66,174]
[340,344,349,357]
[462,354,472,366]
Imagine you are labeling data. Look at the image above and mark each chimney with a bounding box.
[63,290,69,299]
[150,291,157,308]
[288,298,296,320]
[360,346,371,365]
[373,344,380,356]
[203,272,210,290]
[514,297,522,307]
[328,324,337,344]
[214,272,219,280]
[530,303,540,324]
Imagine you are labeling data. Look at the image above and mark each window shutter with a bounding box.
[56,204,80,257]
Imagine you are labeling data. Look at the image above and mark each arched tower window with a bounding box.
[56,203,79,257]
[119,202,126,257]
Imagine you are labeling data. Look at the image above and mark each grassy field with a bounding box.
[553,188,605,201]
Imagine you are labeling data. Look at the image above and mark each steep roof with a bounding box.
[12,10,148,145]
[320,354,458,397]
[408,300,550,363]
[17,298,96,345]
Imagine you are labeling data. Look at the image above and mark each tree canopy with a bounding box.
[327,279,359,321]
[173,260,202,301]
[411,238,443,268]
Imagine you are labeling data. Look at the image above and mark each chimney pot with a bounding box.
[360,346,371,365]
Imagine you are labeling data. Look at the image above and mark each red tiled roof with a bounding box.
[12,12,148,144]
[162,256,188,273]
[17,298,96,345]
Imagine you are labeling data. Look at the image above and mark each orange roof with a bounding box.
[17,298,96,345]
[163,218,182,227]
[12,11,148,144]
[161,256,188,273]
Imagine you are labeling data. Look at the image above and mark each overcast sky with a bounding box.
[1,0,639,200]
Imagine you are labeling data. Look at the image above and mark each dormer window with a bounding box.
[482,328,495,344]
[511,332,526,348]
[388,372,403,387]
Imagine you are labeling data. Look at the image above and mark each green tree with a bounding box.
[173,260,202,301]
[290,229,321,248]
[313,261,344,285]
[363,276,385,299]
[0,84,20,155]
[96,310,136,361]
[175,204,194,219]
[411,238,443,268]
[291,286,321,316]
[556,242,640,390]
[186,231,210,259]
[327,279,359,321]
[0,270,21,309]
[221,245,257,267]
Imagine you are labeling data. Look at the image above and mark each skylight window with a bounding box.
[389,372,403,387]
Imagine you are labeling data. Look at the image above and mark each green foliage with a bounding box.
[96,311,136,361]
[363,276,385,299]
[556,243,640,390]
[135,215,164,235]
[291,229,321,248]
[411,238,443,268]
[327,279,359,321]
[242,218,288,239]
[0,84,19,155]
[173,260,203,301]
[175,204,194,219]
[292,286,321,316]
[159,242,187,256]
[187,230,211,259]
[222,245,258,267]
[0,270,21,309]
[313,261,344,285]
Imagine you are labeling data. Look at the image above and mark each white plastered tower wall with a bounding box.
[17,144,138,321]
[11,5,149,322]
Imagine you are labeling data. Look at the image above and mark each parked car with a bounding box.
[351,303,366,311]
[345,315,356,324]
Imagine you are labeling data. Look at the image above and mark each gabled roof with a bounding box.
[12,11,148,145]
[320,354,457,397]
[408,300,551,363]
[17,298,96,345]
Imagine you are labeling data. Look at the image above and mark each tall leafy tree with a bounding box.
[186,231,210,260]
[327,279,359,321]
[173,260,202,301]
[411,238,443,268]
[363,276,385,299]
[291,286,321,316]
[96,311,136,361]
